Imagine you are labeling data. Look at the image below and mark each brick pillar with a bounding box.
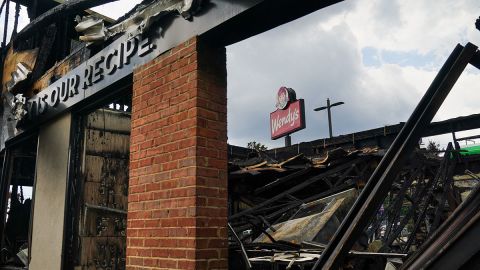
[127,37,228,270]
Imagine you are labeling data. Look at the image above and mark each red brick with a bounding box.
[128,37,227,269]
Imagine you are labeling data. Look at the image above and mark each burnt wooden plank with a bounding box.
[79,236,125,269]
[84,129,130,155]
[83,182,127,210]
[86,109,131,133]
[84,155,128,184]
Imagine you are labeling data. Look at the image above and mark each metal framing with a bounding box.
[313,43,479,269]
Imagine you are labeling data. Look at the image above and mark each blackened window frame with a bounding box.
[0,132,39,267]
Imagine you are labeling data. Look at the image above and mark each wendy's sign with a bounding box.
[270,87,306,140]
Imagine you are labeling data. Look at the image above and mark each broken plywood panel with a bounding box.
[255,189,357,245]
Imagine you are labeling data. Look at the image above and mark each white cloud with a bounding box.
[322,0,480,57]
[227,0,480,149]
[91,1,142,20]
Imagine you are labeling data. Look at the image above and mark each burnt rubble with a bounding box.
[228,140,480,269]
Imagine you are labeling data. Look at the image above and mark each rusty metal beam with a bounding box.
[313,42,478,270]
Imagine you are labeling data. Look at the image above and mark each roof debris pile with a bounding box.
[228,143,480,270]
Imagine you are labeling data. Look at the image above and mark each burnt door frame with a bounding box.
[62,77,132,270]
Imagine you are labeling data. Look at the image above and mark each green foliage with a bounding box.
[247,141,268,151]
[426,140,440,152]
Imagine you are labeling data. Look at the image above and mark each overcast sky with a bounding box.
[3,0,480,150]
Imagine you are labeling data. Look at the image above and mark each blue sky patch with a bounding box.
[362,47,436,68]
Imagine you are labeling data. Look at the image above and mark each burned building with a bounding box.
[0,0,479,270]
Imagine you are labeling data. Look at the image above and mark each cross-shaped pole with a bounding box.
[314,98,344,138]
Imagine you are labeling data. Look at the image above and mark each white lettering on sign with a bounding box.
[271,107,300,134]
[270,99,306,140]
[28,36,156,119]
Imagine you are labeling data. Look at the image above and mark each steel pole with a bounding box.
[327,98,333,138]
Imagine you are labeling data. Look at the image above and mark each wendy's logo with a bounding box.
[276,87,296,110]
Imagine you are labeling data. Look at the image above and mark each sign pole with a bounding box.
[285,134,292,147]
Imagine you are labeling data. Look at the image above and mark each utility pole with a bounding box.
[314,98,344,138]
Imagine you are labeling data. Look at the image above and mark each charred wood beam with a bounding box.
[314,43,478,270]
[31,0,37,18]
[2,0,10,47]
[230,158,365,221]
[12,1,19,37]
[0,0,6,58]
[29,24,56,82]
[294,113,480,158]
[424,112,480,137]
[0,0,6,15]
[254,167,312,195]
[13,0,118,44]
[456,133,480,142]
